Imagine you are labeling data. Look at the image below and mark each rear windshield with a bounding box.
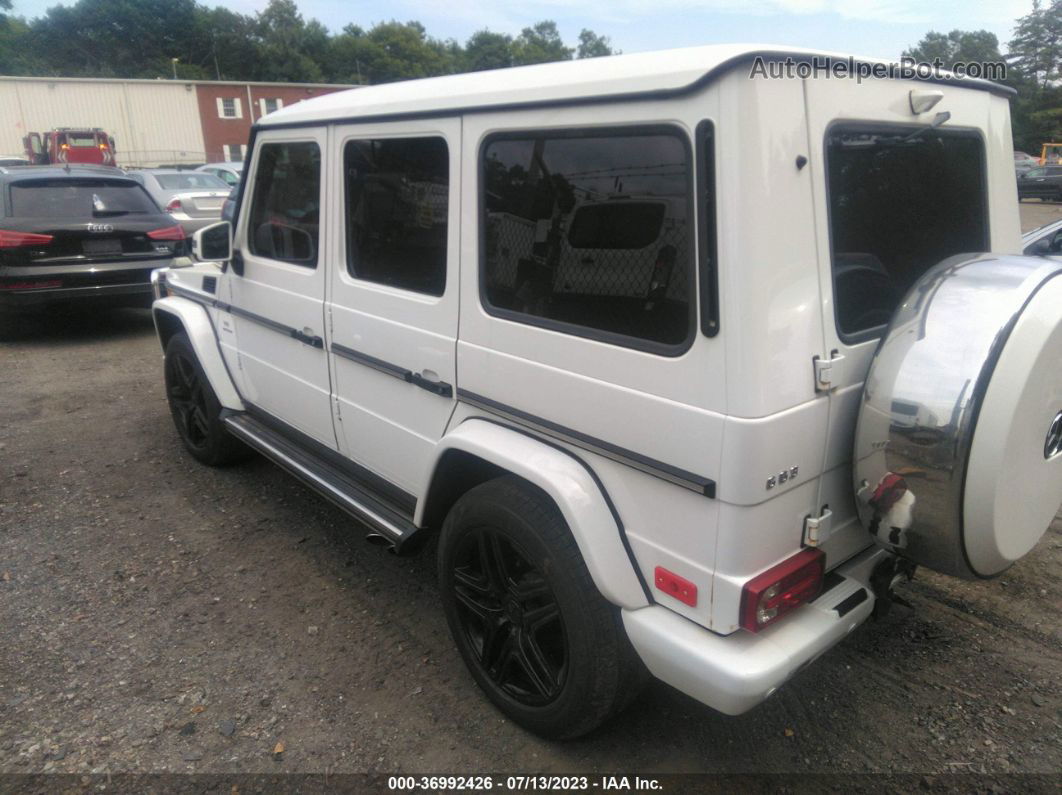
[9,179,158,217]
[61,133,99,147]
[827,126,987,339]
[155,173,229,191]
[567,202,666,249]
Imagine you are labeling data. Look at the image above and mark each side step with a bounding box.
[222,412,420,552]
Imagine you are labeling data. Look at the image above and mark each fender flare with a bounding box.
[152,296,244,411]
[417,419,651,610]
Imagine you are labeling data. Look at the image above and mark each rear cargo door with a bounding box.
[803,77,994,564]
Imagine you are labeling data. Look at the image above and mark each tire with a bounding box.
[163,331,250,467]
[438,476,646,739]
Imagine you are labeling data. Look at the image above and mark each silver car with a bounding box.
[195,162,244,189]
[127,169,230,234]
[1022,218,1062,256]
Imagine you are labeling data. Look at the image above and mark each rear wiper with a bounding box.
[901,111,951,142]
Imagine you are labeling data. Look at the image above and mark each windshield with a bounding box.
[155,173,229,190]
[61,133,100,147]
[826,126,987,338]
[10,180,158,217]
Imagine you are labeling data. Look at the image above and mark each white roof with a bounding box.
[260,43,1009,128]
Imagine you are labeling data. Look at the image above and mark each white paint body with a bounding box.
[152,45,1042,716]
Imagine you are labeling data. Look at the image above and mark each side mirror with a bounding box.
[192,221,232,263]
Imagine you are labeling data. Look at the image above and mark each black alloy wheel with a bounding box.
[163,331,250,466]
[451,527,567,705]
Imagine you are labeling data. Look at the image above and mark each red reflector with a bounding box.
[740,548,825,633]
[165,198,182,212]
[0,280,62,290]
[654,566,698,607]
[0,229,54,248]
[147,225,185,241]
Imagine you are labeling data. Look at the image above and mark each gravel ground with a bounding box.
[0,205,1060,787]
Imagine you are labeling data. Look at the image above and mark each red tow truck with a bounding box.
[22,128,117,166]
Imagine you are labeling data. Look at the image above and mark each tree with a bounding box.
[511,21,572,66]
[576,29,615,59]
[464,29,513,72]
[902,29,1002,66]
[326,20,458,85]
[252,0,328,82]
[1008,0,1062,91]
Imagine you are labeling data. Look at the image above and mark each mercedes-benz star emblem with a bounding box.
[1046,410,1062,460]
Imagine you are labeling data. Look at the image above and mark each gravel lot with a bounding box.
[0,202,1060,786]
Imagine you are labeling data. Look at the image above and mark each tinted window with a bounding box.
[1025,168,1046,177]
[248,142,320,267]
[155,173,229,190]
[344,137,448,296]
[568,202,666,249]
[10,179,157,217]
[827,127,987,338]
[482,130,692,350]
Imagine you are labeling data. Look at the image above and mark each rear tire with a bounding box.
[163,331,250,466]
[438,476,646,739]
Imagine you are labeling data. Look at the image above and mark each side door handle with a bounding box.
[291,326,324,348]
[409,369,453,398]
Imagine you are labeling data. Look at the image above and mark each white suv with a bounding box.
[150,45,1062,739]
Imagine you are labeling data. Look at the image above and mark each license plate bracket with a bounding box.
[82,238,122,255]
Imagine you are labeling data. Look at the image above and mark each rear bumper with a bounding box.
[0,258,171,307]
[0,281,154,306]
[622,545,892,715]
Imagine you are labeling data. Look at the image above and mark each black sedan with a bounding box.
[0,165,184,309]
[1017,165,1062,202]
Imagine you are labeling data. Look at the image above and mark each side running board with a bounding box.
[222,412,419,552]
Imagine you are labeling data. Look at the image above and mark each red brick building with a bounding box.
[194,81,350,163]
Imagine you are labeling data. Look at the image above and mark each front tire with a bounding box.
[163,331,249,466]
[438,476,646,739]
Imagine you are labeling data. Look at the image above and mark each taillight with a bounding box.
[739,548,825,633]
[0,229,54,248]
[166,198,183,212]
[147,225,185,241]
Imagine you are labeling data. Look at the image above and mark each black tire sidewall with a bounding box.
[163,332,236,466]
[438,478,624,739]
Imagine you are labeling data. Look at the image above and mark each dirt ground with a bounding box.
[0,203,1060,787]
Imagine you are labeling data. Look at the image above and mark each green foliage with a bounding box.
[577,29,616,59]
[903,29,1002,66]
[511,21,573,66]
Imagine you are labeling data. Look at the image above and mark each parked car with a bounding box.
[149,45,1062,739]
[196,161,243,188]
[127,169,230,234]
[0,165,184,309]
[1014,150,1039,174]
[0,157,30,167]
[1022,218,1062,256]
[1017,165,1062,201]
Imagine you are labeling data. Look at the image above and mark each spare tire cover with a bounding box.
[854,253,1062,579]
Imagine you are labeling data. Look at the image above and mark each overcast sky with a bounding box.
[9,0,1033,61]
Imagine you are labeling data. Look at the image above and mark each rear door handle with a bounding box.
[409,369,453,398]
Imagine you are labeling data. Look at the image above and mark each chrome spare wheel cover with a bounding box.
[854,253,1062,579]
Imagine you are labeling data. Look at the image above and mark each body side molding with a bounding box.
[153,295,244,411]
[417,418,650,609]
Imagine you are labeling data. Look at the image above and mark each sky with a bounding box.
[8,0,1035,61]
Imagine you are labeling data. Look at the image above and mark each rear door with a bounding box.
[325,119,460,500]
[224,129,336,448]
[803,78,997,563]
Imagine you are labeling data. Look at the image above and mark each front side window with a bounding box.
[826,125,987,339]
[344,136,448,296]
[481,129,693,351]
[247,141,320,267]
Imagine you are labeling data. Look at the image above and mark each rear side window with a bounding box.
[826,126,987,339]
[9,180,157,217]
[344,137,449,296]
[481,128,693,352]
[248,141,320,267]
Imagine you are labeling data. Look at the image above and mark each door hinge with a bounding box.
[333,395,342,422]
[813,352,846,392]
[804,508,833,547]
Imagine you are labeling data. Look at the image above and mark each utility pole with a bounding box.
[171,58,179,79]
